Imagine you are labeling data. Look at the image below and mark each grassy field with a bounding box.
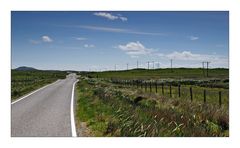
[114,82,229,107]
[86,68,229,80]
[75,77,229,137]
[11,70,67,100]
[76,68,229,136]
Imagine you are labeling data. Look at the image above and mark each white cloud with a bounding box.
[117,41,227,67]
[29,36,53,44]
[75,37,87,41]
[84,44,95,48]
[151,50,228,68]
[93,12,127,22]
[118,41,153,57]
[79,25,125,33]
[189,36,199,41]
[60,25,165,36]
[165,51,225,62]
[166,51,199,60]
[42,35,53,42]
[94,12,118,20]
[119,16,128,21]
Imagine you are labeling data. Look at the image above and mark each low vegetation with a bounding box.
[11,70,67,100]
[87,68,229,80]
[76,77,229,137]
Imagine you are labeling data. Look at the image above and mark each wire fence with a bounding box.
[110,79,229,108]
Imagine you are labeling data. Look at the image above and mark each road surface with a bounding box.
[11,73,78,137]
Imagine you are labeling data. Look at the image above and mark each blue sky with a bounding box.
[12,11,229,71]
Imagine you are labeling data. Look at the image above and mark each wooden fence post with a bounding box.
[178,85,181,97]
[162,83,164,95]
[170,84,172,97]
[145,82,147,92]
[150,82,152,92]
[219,91,222,107]
[155,82,158,93]
[141,81,143,89]
[204,90,206,103]
[190,87,193,101]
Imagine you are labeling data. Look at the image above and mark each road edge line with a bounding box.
[71,79,79,137]
[11,79,60,105]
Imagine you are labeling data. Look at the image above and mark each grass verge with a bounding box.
[76,77,228,137]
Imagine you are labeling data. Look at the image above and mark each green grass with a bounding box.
[11,70,67,100]
[121,84,229,107]
[76,80,115,136]
[76,77,229,137]
[85,68,229,80]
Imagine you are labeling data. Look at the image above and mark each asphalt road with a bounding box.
[11,73,78,137]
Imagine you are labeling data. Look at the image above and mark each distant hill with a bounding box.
[14,66,38,71]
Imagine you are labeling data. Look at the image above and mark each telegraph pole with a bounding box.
[152,61,155,69]
[147,61,150,70]
[170,59,173,72]
[202,62,205,77]
[202,61,210,77]
[137,60,139,69]
[206,61,210,77]
[127,63,129,70]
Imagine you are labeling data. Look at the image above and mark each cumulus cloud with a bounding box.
[165,51,224,62]
[118,41,153,57]
[93,12,127,22]
[94,12,118,20]
[42,35,53,42]
[117,14,128,21]
[84,44,95,48]
[166,51,199,60]
[189,36,199,41]
[119,16,127,21]
[117,41,227,65]
[156,51,228,68]
[29,36,53,44]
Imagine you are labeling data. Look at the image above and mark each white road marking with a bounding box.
[11,80,60,105]
[71,79,79,137]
